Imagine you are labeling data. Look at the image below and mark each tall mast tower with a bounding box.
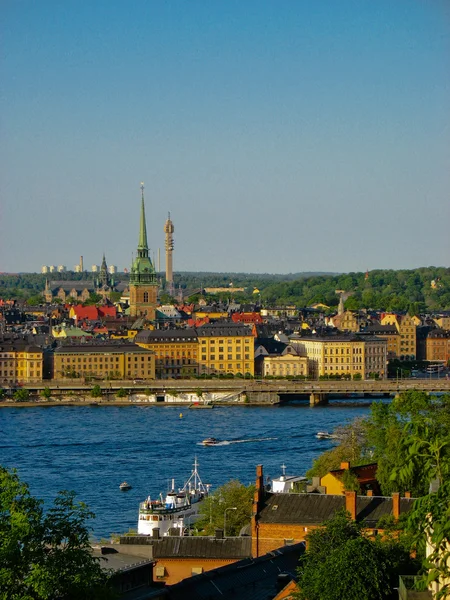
[164,212,174,296]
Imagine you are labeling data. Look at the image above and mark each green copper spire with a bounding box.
[138,183,148,252]
[130,182,156,285]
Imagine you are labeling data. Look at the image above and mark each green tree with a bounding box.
[40,387,52,400]
[295,511,416,600]
[90,385,102,398]
[0,466,115,600]
[391,418,450,598]
[13,389,30,402]
[115,388,127,398]
[195,480,255,537]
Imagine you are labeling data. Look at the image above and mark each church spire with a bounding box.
[138,182,148,252]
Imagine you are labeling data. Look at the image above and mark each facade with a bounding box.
[424,329,450,363]
[135,329,198,378]
[288,334,387,379]
[319,461,380,495]
[44,280,93,303]
[262,345,308,378]
[328,310,360,332]
[129,185,159,320]
[361,324,400,359]
[381,313,417,359]
[53,343,155,380]
[197,323,255,377]
[0,338,43,385]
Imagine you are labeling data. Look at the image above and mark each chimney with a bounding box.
[340,461,350,470]
[392,492,400,519]
[254,464,264,508]
[152,528,160,540]
[367,490,373,497]
[215,529,224,539]
[405,491,411,498]
[345,491,357,521]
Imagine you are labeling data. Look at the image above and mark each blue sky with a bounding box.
[1,0,449,274]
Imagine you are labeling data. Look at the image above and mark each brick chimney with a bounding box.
[405,491,411,498]
[340,461,350,470]
[392,492,400,519]
[367,490,373,497]
[345,491,357,520]
[252,465,264,559]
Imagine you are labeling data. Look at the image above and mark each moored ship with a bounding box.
[137,458,210,536]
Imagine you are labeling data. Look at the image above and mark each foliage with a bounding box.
[13,389,30,402]
[0,389,5,400]
[1,267,450,310]
[84,293,103,305]
[0,466,115,599]
[40,387,52,400]
[341,469,360,493]
[307,418,367,479]
[295,510,417,600]
[390,415,450,598]
[115,388,127,398]
[90,385,102,398]
[26,295,44,306]
[195,480,255,537]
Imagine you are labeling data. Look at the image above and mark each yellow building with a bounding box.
[329,310,361,333]
[192,308,229,321]
[197,323,254,377]
[288,334,387,379]
[135,329,199,379]
[53,343,155,381]
[381,314,417,359]
[320,462,380,495]
[434,316,450,331]
[262,346,308,378]
[0,339,43,385]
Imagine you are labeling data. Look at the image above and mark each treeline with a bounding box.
[1,267,449,311]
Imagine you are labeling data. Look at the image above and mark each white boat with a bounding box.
[137,458,210,536]
[201,437,219,446]
[120,481,132,491]
[315,431,338,440]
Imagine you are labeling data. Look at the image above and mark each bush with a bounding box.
[40,387,52,399]
[14,389,30,402]
[90,385,102,398]
[116,388,127,398]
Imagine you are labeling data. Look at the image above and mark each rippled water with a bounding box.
[0,400,377,539]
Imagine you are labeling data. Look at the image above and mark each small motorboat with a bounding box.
[316,431,335,440]
[120,481,132,491]
[201,437,219,446]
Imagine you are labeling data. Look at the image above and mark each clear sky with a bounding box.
[1,0,449,274]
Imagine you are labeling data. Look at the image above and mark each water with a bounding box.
[0,400,377,539]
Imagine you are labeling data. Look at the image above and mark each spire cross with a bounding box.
[281,464,287,476]
[140,182,145,199]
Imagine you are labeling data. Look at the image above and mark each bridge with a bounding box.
[14,378,450,406]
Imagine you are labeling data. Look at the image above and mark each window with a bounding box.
[143,292,149,302]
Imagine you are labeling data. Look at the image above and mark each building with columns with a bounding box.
[129,185,159,320]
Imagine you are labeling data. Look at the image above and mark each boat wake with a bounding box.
[197,436,277,446]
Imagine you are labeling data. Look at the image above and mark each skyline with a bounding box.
[1,1,449,274]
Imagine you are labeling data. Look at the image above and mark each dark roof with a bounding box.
[259,493,415,527]
[196,323,253,337]
[164,542,304,600]
[329,463,378,482]
[255,338,288,355]
[135,329,198,343]
[152,536,251,559]
[54,343,154,354]
[361,324,398,335]
[48,281,95,292]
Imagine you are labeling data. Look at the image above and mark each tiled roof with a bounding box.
[135,329,198,343]
[164,542,304,600]
[259,493,415,527]
[54,343,154,354]
[196,323,253,337]
[151,536,251,559]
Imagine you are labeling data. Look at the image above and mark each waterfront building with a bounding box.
[197,322,254,377]
[53,343,155,381]
[135,329,199,378]
[0,337,43,385]
[129,185,159,320]
[260,345,308,378]
[288,334,387,379]
[361,324,400,360]
[381,313,417,360]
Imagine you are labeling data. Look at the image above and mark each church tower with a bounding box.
[129,184,159,319]
[164,212,174,296]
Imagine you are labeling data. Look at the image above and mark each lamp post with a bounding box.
[224,507,237,538]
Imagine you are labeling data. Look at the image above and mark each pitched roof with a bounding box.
[164,543,304,600]
[258,493,414,527]
[119,536,251,559]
